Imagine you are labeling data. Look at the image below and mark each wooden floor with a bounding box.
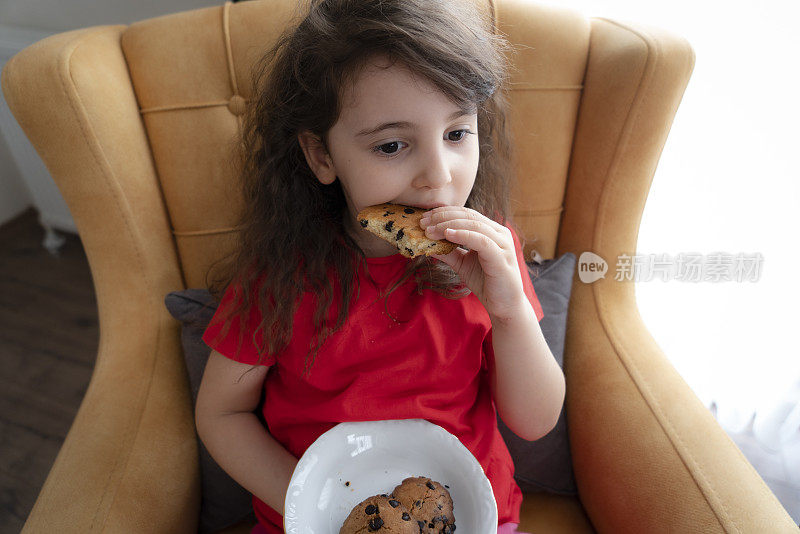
[1,207,798,532]
[0,208,98,533]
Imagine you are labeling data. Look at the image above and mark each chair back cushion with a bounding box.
[118,0,590,286]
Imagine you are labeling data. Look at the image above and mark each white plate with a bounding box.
[284,418,497,533]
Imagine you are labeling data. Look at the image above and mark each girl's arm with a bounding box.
[419,208,562,441]
[195,350,298,515]
[489,299,566,442]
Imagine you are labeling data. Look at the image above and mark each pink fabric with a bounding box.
[499,521,532,534]
[251,521,530,533]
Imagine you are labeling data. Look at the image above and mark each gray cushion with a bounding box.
[164,290,257,534]
[497,252,578,495]
[164,252,577,530]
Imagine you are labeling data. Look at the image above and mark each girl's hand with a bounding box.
[419,206,529,324]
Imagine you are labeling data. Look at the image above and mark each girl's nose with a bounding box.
[414,144,453,189]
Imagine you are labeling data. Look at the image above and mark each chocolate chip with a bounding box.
[359,219,368,228]
[395,228,404,241]
[437,504,443,510]
[345,481,350,486]
[414,500,421,508]
[368,517,384,531]
[405,248,414,256]
[388,500,400,508]
[384,220,394,232]
[418,520,425,529]
[402,512,411,520]
[444,485,449,488]
[382,210,395,217]
[426,481,435,490]
[404,208,415,214]
[365,504,378,514]
[428,522,434,528]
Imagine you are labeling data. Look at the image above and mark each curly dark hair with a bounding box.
[204,0,520,378]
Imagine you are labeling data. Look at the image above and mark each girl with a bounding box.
[195,0,566,532]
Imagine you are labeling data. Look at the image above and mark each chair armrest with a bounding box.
[555,16,798,533]
[20,314,199,533]
[565,282,797,532]
[2,26,199,532]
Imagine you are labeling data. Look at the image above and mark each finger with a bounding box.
[439,228,505,265]
[425,218,508,249]
[422,206,498,229]
[422,206,507,235]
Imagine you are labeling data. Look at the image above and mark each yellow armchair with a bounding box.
[2,0,795,532]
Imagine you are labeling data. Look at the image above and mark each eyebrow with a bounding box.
[355,108,476,138]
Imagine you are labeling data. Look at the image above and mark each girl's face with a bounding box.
[298,55,480,257]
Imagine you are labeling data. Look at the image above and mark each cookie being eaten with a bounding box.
[357,203,457,259]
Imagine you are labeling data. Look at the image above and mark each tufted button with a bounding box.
[227,94,247,116]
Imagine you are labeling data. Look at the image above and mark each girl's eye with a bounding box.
[371,129,476,158]
[447,129,470,142]
[373,140,407,156]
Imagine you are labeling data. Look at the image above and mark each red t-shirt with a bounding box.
[202,224,544,532]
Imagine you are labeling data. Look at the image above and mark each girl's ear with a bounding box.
[297,131,337,185]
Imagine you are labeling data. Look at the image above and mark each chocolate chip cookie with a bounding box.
[391,477,456,533]
[339,494,419,534]
[356,203,457,259]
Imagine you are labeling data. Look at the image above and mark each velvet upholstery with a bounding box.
[3,0,797,532]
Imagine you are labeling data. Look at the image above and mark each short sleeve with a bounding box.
[508,224,544,323]
[201,281,276,367]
